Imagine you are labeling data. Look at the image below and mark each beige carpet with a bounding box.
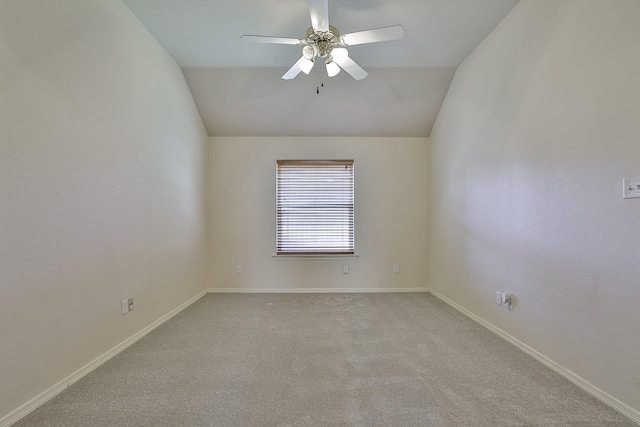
[13,293,636,426]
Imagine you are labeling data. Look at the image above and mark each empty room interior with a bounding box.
[1,0,639,426]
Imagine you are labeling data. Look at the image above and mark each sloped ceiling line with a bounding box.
[123,0,521,137]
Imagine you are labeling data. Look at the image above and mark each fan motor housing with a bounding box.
[305,25,341,58]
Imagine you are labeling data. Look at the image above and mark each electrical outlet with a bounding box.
[235,265,242,274]
[501,292,511,304]
[343,265,349,274]
[121,299,128,315]
[502,292,514,311]
[496,292,502,305]
[393,265,400,273]
[623,177,640,199]
[128,298,134,312]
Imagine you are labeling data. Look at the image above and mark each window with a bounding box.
[276,160,354,255]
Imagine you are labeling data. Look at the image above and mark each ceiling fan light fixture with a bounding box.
[331,47,349,64]
[326,59,340,77]
[302,45,316,60]
[299,57,314,74]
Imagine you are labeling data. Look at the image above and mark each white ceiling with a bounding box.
[122,0,521,137]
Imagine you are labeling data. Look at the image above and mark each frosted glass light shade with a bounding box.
[299,58,314,74]
[326,60,340,77]
[332,48,349,64]
[302,45,316,60]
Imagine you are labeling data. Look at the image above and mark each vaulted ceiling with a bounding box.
[122,0,521,137]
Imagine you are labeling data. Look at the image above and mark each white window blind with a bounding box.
[276,160,354,255]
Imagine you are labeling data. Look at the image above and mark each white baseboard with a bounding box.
[428,288,640,425]
[0,289,209,427]
[9,287,635,426]
[207,287,430,293]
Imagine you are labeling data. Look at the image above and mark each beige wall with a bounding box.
[209,137,428,291]
[0,0,208,420]
[429,0,640,415]
[4,0,639,422]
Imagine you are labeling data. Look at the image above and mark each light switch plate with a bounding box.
[623,177,640,199]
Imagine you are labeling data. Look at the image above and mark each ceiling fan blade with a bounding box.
[341,25,405,46]
[335,56,368,81]
[240,35,302,45]
[308,0,329,32]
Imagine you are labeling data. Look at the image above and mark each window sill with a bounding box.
[272,254,360,260]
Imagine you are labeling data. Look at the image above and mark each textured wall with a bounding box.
[0,0,208,419]
[429,0,640,415]
[209,136,429,292]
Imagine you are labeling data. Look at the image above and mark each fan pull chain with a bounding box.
[316,59,325,95]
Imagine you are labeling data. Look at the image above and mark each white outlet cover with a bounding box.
[623,176,640,199]
[121,299,128,315]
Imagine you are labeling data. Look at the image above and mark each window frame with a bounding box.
[275,159,355,256]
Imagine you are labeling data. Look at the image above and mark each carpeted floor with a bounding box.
[13,293,636,426]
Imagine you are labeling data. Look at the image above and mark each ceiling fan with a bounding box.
[240,0,405,81]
